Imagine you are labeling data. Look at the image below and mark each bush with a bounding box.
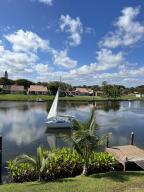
[7,160,38,182]
[7,148,115,182]
[88,152,115,174]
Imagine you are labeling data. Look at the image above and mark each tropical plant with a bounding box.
[7,160,37,182]
[7,148,115,182]
[13,146,51,181]
[69,109,104,175]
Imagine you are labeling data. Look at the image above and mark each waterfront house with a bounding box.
[95,91,103,97]
[74,88,94,96]
[10,85,25,94]
[0,85,11,93]
[135,92,144,98]
[28,85,48,95]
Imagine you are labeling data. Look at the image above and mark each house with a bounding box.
[0,85,11,94]
[134,91,144,98]
[74,88,94,96]
[95,91,103,97]
[28,85,48,95]
[135,93,144,98]
[10,85,25,94]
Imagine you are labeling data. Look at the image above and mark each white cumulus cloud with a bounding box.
[38,0,53,6]
[100,7,144,48]
[59,15,83,46]
[70,49,124,76]
[35,63,49,73]
[53,50,77,68]
[5,29,49,52]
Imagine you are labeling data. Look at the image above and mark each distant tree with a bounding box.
[102,84,122,98]
[91,85,101,92]
[0,77,14,85]
[5,71,8,79]
[15,79,35,89]
[135,85,144,94]
[48,81,72,95]
[102,81,108,87]
[37,82,48,87]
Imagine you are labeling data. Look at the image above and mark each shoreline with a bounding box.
[0,94,143,102]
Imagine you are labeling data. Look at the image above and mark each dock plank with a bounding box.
[106,145,144,168]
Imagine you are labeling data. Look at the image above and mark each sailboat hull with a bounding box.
[46,119,73,128]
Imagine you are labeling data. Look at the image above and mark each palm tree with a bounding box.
[69,109,102,176]
[14,146,51,181]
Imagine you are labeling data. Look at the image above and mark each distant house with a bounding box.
[135,92,144,98]
[74,88,94,96]
[95,91,103,97]
[28,85,48,95]
[0,85,11,94]
[10,85,25,94]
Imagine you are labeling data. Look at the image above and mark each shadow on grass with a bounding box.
[25,177,75,187]
[90,171,144,183]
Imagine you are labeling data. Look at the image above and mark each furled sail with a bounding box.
[47,88,59,119]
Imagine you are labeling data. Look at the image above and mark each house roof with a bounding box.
[10,85,24,91]
[28,85,48,92]
[75,88,93,93]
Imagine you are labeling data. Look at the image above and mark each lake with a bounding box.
[1,100,144,171]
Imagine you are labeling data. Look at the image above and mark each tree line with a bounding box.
[0,77,144,98]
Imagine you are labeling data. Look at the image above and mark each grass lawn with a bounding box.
[1,172,144,192]
[0,94,143,101]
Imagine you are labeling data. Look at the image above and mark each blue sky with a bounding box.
[0,0,144,86]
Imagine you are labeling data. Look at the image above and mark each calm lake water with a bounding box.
[1,100,144,171]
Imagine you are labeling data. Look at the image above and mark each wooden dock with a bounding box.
[106,145,144,170]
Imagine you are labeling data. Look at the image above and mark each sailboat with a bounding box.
[46,88,74,128]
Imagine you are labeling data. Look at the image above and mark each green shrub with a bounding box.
[88,152,115,174]
[7,160,38,182]
[7,148,115,182]
[41,148,83,180]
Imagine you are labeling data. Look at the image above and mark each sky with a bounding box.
[0,0,144,86]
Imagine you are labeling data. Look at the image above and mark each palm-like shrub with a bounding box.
[13,146,52,181]
[7,148,115,182]
[70,109,104,175]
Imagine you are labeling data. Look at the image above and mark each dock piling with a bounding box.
[130,132,134,145]
[106,132,112,148]
[0,136,2,184]
[106,135,109,148]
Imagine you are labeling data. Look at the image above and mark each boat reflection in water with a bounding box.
[45,127,73,149]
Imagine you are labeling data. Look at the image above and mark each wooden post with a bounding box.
[106,133,112,148]
[0,136,2,184]
[106,135,109,148]
[130,132,134,145]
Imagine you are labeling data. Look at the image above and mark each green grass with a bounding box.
[0,94,143,101]
[1,172,144,192]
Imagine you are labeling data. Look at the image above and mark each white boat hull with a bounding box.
[46,119,73,128]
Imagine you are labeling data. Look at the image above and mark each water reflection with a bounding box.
[89,101,120,112]
[46,128,72,149]
[0,100,144,164]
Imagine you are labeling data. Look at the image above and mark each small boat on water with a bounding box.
[36,98,45,102]
[46,88,74,128]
